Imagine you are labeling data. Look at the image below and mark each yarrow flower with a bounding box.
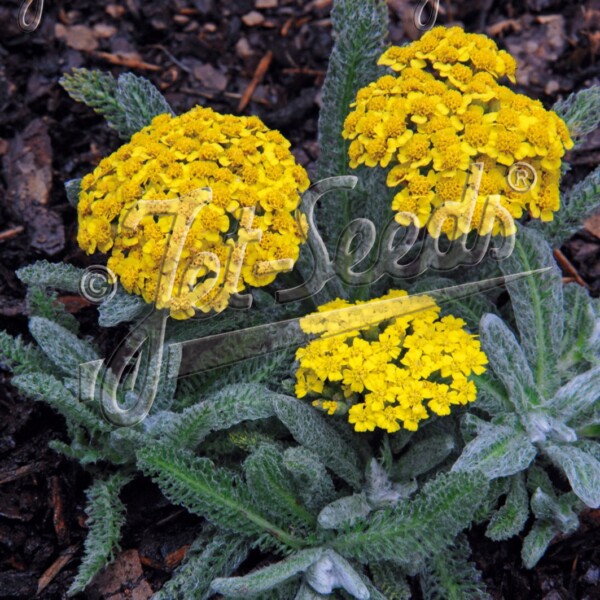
[77,106,310,319]
[295,290,488,432]
[342,26,574,239]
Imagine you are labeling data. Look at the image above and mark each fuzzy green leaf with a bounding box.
[499,229,564,396]
[98,286,149,327]
[544,443,600,508]
[420,534,491,600]
[318,493,372,530]
[548,365,600,424]
[304,550,369,599]
[452,421,537,480]
[316,0,390,248]
[283,447,337,513]
[65,178,82,208]
[530,488,579,534]
[137,445,305,551]
[153,531,249,600]
[317,0,388,181]
[333,472,488,566]
[17,261,84,293]
[60,69,173,139]
[244,444,317,529]
[26,286,79,334]
[393,433,455,480]
[485,474,529,541]
[68,473,131,596]
[553,85,600,148]
[273,397,363,489]
[366,458,417,507]
[12,372,109,435]
[153,384,278,449]
[479,314,539,414]
[29,317,99,375]
[60,69,128,136]
[561,284,600,368]
[211,549,324,598]
[370,562,411,600]
[521,520,556,569]
[116,73,174,137]
[0,330,54,375]
[49,439,105,465]
[540,166,600,246]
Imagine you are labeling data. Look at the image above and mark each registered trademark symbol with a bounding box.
[507,162,538,193]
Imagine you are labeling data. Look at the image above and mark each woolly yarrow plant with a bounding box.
[2,1,600,599]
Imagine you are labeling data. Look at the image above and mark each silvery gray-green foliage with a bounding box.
[98,285,149,327]
[59,68,174,140]
[369,562,412,600]
[68,473,132,596]
[315,0,391,251]
[282,447,338,512]
[460,227,600,567]
[152,531,250,600]
[0,256,522,598]
[136,388,488,598]
[485,474,529,541]
[419,535,491,600]
[534,164,600,247]
[553,85,600,149]
[65,178,82,208]
[1,262,185,593]
[17,260,85,293]
[211,548,325,597]
[244,443,318,530]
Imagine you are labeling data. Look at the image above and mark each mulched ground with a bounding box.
[0,1,599,598]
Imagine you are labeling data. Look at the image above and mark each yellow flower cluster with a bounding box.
[342,26,574,239]
[295,290,488,433]
[77,106,310,319]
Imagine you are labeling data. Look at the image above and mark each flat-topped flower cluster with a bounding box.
[77,106,310,319]
[342,27,574,239]
[295,290,488,432]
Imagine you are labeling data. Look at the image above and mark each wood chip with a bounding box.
[0,226,24,243]
[585,213,600,240]
[192,63,228,91]
[64,25,99,52]
[0,462,42,485]
[256,0,278,8]
[242,11,265,27]
[50,476,69,546]
[553,248,590,289]
[2,119,64,255]
[36,545,79,596]
[91,549,153,600]
[93,23,118,39]
[235,38,253,59]
[105,4,126,18]
[93,51,161,71]
[238,50,273,112]
[281,17,294,37]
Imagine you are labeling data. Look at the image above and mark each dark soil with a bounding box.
[0,1,599,598]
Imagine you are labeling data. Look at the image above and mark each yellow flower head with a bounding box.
[77,106,310,319]
[295,290,488,433]
[344,26,574,238]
